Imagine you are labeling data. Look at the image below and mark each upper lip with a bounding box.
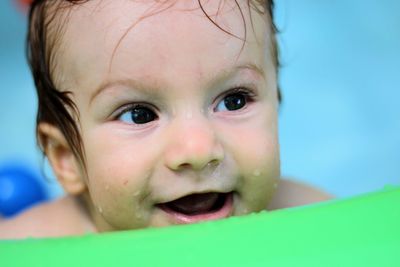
[156,190,234,204]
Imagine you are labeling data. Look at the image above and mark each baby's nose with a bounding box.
[163,115,224,171]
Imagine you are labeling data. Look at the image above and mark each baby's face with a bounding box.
[58,0,279,231]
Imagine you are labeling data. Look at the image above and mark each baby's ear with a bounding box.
[38,122,86,195]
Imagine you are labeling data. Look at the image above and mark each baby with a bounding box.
[0,0,330,239]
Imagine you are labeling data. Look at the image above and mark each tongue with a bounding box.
[167,193,219,215]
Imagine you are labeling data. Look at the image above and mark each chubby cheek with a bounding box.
[82,130,157,230]
[222,114,280,213]
[241,140,279,213]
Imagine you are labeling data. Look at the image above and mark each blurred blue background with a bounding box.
[0,0,399,205]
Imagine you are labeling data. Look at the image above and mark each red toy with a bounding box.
[15,0,33,12]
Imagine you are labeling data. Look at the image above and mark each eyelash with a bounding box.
[114,103,159,124]
[113,86,257,124]
[213,87,257,112]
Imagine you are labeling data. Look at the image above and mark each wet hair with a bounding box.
[27,0,280,166]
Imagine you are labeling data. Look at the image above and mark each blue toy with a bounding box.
[0,163,47,217]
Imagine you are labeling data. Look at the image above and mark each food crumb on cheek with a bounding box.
[123,180,129,186]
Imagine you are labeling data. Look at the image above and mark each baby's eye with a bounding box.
[117,105,157,124]
[215,91,249,112]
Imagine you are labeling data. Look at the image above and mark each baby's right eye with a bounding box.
[117,105,158,124]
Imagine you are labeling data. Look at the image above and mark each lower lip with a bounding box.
[158,193,234,224]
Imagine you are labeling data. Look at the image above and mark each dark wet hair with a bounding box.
[27,0,280,166]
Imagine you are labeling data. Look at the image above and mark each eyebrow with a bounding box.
[89,63,265,106]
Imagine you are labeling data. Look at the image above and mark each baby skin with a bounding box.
[0,0,330,239]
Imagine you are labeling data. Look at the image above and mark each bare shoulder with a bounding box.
[268,178,334,210]
[0,196,95,240]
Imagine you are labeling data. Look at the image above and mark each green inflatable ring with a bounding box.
[1,186,399,267]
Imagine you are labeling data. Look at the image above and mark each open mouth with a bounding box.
[157,192,233,224]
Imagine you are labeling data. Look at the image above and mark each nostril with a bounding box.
[206,159,220,168]
[178,163,191,169]
[175,159,221,172]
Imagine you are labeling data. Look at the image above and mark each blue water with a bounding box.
[0,0,399,198]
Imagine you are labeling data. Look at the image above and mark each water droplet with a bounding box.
[253,170,261,176]
[98,206,103,214]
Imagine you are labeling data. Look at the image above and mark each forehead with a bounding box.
[57,0,272,94]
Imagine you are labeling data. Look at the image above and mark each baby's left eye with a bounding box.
[215,91,250,112]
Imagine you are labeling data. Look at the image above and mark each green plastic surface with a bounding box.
[1,186,399,267]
